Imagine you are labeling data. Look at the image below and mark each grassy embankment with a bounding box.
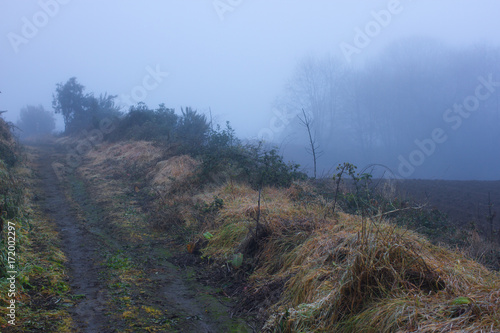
[66,136,500,332]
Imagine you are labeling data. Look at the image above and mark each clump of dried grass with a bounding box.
[148,155,200,193]
[459,229,500,271]
[259,217,500,332]
[87,141,163,171]
[193,181,500,332]
[76,141,161,204]
[199,182,321,257]
[73,140,164,190]
[203,221,250,258]
[145,155,201,231]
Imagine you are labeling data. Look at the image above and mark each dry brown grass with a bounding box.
[75,140,202,233]
[147,155,200,231]
[59,138,500,332]
[459,229,500,270]
[85,140,163,172]
[191,181,500,332]
[79,140,162,192]
[75,141,165,241]
[149,155,200,188]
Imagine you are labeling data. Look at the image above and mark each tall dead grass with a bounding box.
[79,141,202,232]
[194,181,500,332]
[68,139,500,332]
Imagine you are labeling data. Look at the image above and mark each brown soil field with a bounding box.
[395,180,500,234]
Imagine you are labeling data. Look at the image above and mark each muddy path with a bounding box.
[32,143,253,332]
[35,144,110,332]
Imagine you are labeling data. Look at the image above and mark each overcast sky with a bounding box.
[1,1,500,137]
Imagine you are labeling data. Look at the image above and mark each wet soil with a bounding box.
[393,179,500,236]
[36,144,109,332]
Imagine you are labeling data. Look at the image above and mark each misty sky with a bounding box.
[2,1,500,138]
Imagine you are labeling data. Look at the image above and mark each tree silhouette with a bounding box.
[16,105,55,138]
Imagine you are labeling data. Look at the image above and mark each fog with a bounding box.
[1,1,499,180]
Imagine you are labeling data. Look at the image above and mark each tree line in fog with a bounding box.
[277,37,500,180]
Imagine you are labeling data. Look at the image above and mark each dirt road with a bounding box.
[36,144,110,332]
[34,143,251,332]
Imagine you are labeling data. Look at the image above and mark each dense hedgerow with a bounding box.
[201,122,307,188]
[52,77,306,189]
[106,103,306,188]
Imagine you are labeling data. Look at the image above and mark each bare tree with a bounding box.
[298,108,322,178]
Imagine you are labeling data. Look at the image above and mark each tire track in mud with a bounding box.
[35,144,110,333]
